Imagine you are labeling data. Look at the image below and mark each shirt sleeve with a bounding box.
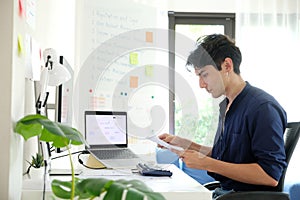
[249,102,287,181]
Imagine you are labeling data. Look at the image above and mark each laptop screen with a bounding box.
[84,111,128,148]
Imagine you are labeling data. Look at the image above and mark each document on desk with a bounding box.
[148,136,184,152]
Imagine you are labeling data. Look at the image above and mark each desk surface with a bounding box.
[22,154,212,200]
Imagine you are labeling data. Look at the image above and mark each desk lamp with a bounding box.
[36,48,71,115]
[35,48,71,171]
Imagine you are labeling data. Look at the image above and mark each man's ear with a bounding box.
[223,57,233,72]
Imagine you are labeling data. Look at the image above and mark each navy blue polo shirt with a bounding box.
[208,82,287,191]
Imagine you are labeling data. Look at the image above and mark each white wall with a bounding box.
[0,0,75,198]
[0,1,16,198]
[35,1,75,67]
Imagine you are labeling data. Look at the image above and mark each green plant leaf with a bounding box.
[57,124,85,145]
[51,179,73,199]
[14,122,42,140]
[29,153,44,168]
[14,114,84,148]
[76,178,113,197]
[104,181,125,200]
[73,179,94,199]
[117,179,165,200]
[125,188,145,200]
[17,114,48,122]
[51,178,166,200]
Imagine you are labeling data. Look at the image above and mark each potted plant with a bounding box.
[25,152,45,179]
[15,114,165,200]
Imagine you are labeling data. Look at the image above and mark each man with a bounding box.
[159,34,287,198]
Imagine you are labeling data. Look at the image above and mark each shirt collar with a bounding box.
[219,81,250,115]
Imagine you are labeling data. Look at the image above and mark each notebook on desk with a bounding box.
[84,111,142,169]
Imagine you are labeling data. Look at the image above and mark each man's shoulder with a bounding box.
[245,82,277,103]
[242,83,286,115]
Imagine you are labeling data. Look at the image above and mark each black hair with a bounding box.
[186,34,242,74]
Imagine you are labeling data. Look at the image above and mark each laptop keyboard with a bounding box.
[90,149,139,160]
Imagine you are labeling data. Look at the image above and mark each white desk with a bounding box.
[22,154,212,200]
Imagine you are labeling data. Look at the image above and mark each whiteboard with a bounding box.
[74,0,170,139]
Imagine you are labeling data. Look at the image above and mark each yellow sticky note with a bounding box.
[145,65,153,77]
[18,34,24,56]
[130,76,139,88]
[129,52,138,65]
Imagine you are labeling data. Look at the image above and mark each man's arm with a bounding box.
[207,157,278,186]
[159,133,212,156]
[188,142,212,157]
[181,151,278,187]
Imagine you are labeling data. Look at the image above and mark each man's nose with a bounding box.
[199,78,207,88]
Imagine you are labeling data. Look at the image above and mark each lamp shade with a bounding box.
[40,64,71,86]
[41,48,71,87]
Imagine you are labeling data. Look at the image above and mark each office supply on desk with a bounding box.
[85,154,106,169]
[49,168,82,176]
[84,111,143,169]
[137,163,173,177]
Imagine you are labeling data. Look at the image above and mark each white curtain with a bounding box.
[236,0,300,186]
[236,0,300,122]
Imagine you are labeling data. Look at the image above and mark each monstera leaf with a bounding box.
[14,114,85,147]
[52,178,165,200]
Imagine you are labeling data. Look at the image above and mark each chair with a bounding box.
[204,122,300,199]
[276,122,300,191]
[216,191,290,200]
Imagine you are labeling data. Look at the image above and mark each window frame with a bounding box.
[168,12,235,134]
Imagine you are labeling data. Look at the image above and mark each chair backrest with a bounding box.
[216,191,290,200]
[276,122,300,191]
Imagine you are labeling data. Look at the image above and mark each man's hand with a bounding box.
[158,133,193,150]
[178,150,208,169]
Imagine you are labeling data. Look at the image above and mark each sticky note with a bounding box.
[145,65,153,77]
[130,76,139,88]
[18,34,24,56]
[129,52,138,65]
[18,0,24,17]
[146,31,153,43]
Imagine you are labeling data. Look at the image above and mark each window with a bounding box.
[168,12,235,145]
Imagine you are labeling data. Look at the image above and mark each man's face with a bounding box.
[194,65,225,98]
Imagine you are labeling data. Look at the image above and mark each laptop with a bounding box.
[84,111,142,169]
